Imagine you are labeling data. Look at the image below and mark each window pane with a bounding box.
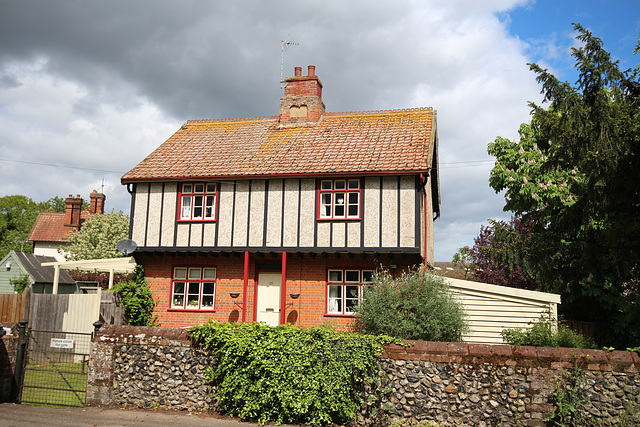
[203,268,216,280]
[345,270,359,282]
[348,204,358,217]
[188,268,202,280]
[348,192,359,204]
[201,295,214,308]
[181,196,192,219]
[202,282,215,294]
[194,184,204,193]
[172,281,185,308]
[328,270,343,282]
[335,205,345,217]
[321,181,332,190]
[206,183,217,193]
[182,184,192,193]
[362,271,374,283]
[188,282,200,294]
[321,193,332,218]
[345,285,360,312]
[335,193,345,206]
[348,180,360,189]
[328,285,342,313]
[193,195,203,218]
[205,195,215,218]
[172,294,184,308]
[174,268,187,280]
[334,180,346,190]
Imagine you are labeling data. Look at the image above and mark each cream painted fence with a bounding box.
[443,277,561,344]
[28,289,101,333]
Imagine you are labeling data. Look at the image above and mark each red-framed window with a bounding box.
[318,179,361,220]
[170,267,216,310]
[326,269,375,315]
[178,183,218,222]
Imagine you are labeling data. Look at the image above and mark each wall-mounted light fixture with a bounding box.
[289,293,300,299]
[229,292,240,299]
[5,262,10,271]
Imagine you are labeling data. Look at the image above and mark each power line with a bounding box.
[0,157,125,174]
[439,160,495,169]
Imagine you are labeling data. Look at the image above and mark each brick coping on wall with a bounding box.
[94,324,640,373]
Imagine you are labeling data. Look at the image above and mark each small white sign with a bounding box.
[50,338,74,349]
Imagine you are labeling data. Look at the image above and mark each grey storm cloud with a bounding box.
[0,0,546,260]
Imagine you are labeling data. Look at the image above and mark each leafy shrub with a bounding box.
[111,266,158,326]
[353,268,468,342]
[189,321,398,426]
[502,314,597,348]
[10,274,29,293]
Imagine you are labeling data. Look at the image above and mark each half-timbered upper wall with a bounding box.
[130,176,424,252]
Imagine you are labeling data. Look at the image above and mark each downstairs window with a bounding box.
[171,267,216,310]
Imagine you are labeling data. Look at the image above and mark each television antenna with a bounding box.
[280,39,299,89]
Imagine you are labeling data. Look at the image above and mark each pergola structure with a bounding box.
[41,257,137,293]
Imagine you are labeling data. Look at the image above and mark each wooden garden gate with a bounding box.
[18,292,101,407]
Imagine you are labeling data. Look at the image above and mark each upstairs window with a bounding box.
[326,269,375,315]
[178,183,218,222]
[171,267,216,310]
[318,179,361,220]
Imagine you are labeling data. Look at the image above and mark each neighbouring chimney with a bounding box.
[278,65,325,125]
[64,194,83,230]
[90,190,106,214]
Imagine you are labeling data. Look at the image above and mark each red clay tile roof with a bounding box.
[121,108,436,182]
[28,211,90,243]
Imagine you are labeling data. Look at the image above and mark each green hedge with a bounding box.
[190,321,397,425]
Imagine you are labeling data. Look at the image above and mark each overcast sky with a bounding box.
[1,0,638,261]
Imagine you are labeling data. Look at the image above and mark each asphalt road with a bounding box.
[0,403,260,427]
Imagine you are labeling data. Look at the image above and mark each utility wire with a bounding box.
[0,157,125,174]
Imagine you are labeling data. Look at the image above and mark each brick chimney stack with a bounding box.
[279,65,325,125]
[64,195,83,230]
[90,190,106,214]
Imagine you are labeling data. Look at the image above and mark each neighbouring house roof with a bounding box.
[6,251,75,285]
[28,210,90,243]
[121,108,437,182]
[433,261,470,280]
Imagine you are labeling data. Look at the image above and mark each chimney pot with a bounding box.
[308,65,315,76]
[294,66,302,77]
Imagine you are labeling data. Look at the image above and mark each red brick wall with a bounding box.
[139,253,417,329]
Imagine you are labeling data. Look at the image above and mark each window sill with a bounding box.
[317,218,361,222]
[168,308,216,312]
[324,313,355,318]
[176,220,217,223]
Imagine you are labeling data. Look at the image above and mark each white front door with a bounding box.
[256,272,281,326]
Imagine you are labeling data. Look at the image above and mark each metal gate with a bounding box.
[20,329,92,407]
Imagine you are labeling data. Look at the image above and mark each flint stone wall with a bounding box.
[86,326,640,426]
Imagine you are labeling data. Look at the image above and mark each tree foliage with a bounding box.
[0,194,68,259]
[466,217,541,290]
[63,210,129,260]
[486,24,640,347]
[353,268,468,342]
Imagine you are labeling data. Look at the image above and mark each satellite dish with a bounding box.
[116,239,137,255]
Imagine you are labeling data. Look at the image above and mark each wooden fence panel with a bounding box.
[100,291,126,325]
[28,293,100,332]
[0,293,26,323]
